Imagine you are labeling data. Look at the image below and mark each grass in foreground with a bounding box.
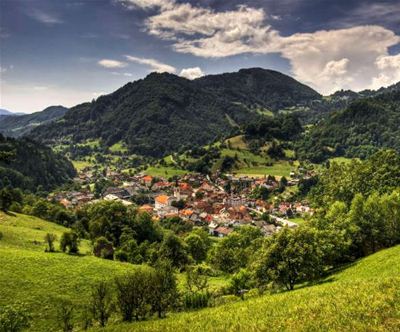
[0,212,137,331]
[98,246,400,332]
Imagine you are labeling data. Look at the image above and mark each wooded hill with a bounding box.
[28,68,320,158]
[0,106,68,138]
[297,88,400,162]
[0,135,76,191]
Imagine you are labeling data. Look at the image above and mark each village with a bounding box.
[49,166,314,238]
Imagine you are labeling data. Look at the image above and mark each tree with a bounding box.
[90,281,113,327]
[230,269,253,299]
[185,234,208,263]
[114,269,152,321]
[60,231,80,254]
[93,237,114,260]
[0,188,13,212]
[254,227,327,290]
[159,233,189,269]
[44,233,57,252]
[56,300,74,332]
[185,265,209,294]
[150,260,178,318]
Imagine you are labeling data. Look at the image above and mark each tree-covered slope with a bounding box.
[297,89,400,162]
[0,105,68,138]
[196,67,321,110]
[29,69,320,158]
[0,135,76,191]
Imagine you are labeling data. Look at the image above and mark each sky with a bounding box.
[0,0,400,113]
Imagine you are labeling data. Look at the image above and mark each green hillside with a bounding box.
[0,212,139,331]
[0,106,68,138]
[98,245,400,332]
[145,135,298,178]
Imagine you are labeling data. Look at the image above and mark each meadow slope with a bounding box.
[98,246,400,332]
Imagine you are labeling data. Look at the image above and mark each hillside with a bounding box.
[98,245,400,332]
[0,212,138,331]
[144,135,298,178]
[0,135,76,191]
[0,105,68,137]
[28,68,320,158]
[297,89,400,162]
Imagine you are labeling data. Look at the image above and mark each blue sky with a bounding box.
[1,0,400,113]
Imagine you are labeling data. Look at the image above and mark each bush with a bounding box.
[183,291,212,310]
[44,233,57,252]
[0,304,30,332]
[60,231,80,254]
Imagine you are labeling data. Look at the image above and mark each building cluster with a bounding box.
[50,167,314,237]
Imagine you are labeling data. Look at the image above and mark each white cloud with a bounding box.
[125,55,176,73]
[121,0,400,94]
[98,59,128,68]
[179,67,204,80]
[28,10,63,25]
[371,54,400,89]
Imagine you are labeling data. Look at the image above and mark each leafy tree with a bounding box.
[159,233,189,269]
[44,233,57,253]
[90,281,113,327]
[0,188,13,212]
[114,268,152,321]
[185,233,208,263]
[230,269,253,299]
[93,237,114,260]
[56,300,74,332]
[254,227,327,290]
[60,231,80,254]
[150,260,178,318]
[185,265,209,294]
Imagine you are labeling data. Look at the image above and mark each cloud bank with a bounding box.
[125,55,176,73]
[120,0,400,94]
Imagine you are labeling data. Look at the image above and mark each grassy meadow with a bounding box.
[97,245,400,332]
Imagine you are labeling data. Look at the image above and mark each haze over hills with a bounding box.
[0,106,68,138]
[28,68,321,158]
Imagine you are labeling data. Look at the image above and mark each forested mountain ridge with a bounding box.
[0,134,76,191]
[297,88,400,162]
[195,68,321,110]
[0,105,68,138]
[28,68,321,158]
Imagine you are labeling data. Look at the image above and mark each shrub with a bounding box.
[0,304,30,332]
[44,233,57,252]
[60,231,80,254]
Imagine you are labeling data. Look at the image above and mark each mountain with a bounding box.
[28,68,321,158]
[0,106,68,137]
[0,134,76,191]
[297,88,400,162]
[0,109,14,116]
[196,68,321,110]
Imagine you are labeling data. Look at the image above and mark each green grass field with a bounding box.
[0,212,138,331]
[144,166,189,177]
[97,245,400,332]
[71,159,94,171]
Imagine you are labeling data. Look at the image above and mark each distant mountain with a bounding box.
[297,88,400,162]
[0,106,68,137]
[29,68,321,157]
[0,109,15,116]
[0,134,76,191]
